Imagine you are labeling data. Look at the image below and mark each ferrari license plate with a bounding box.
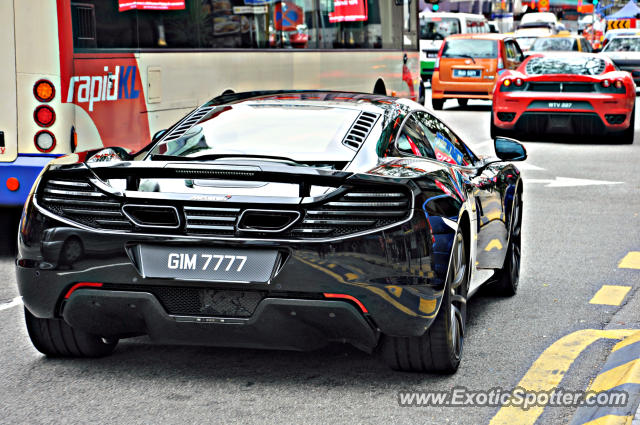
[453,69,480,78]
[137,245,279,283]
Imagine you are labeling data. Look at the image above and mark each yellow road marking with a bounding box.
[589,285,632,306]
[485,239,503,251]
[589,358,640,393]
[618,252,640,269]
[345,273,359,281]
[490,329,635,425]
[613,330,640,352]
[582,414,633,425]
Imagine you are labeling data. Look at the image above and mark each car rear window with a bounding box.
[531,37,576,51]
[150,103,361,162]
[441,39,498,58]
[524,56,607,75]
[603,37,640,52]
[420,17,461,40]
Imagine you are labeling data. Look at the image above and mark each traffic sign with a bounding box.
[607,19,631,30]
[538,0,549,12]
[273,1,304,31]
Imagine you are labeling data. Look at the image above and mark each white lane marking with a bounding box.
[525,177,624,187]
[516,163,545,171]
[0,297,22,312]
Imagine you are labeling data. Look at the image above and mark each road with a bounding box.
[1,92,639,424]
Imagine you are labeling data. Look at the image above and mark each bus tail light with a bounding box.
[34,130,56,153]
[33,79,55,102]
[34,105,56,127]
[6,177,19,192]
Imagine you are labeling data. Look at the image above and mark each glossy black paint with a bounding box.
[16,91,523,352]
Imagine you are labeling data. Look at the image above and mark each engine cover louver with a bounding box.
[160,106,214,142]
[342,112,379,150]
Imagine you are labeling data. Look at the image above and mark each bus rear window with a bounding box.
[70,0,409,51]
[441,39,498,58]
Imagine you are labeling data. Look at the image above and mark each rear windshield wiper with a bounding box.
[456,54,477,64]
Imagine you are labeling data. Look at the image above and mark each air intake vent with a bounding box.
[184,206,240,236]
[39,179,131,230]
[161,106,215,142]
[290,190,410,238]
[342,112,379,150]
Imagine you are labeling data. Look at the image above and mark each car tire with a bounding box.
[24,308,117,358]
[491,190,522,296]
[457,99,468,108]
[620,105,635,144]
[380,230,468,374]
[432,99,444,110]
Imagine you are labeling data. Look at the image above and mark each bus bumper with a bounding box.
[0,154,59,207]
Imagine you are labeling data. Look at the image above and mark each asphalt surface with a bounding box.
[1,91,639,424]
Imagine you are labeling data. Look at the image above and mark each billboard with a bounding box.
[118,1,186,11]
[329,0,368,23]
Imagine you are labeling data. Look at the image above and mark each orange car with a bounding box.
[431,33,524,110]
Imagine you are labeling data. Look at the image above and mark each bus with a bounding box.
[0,0,419,207]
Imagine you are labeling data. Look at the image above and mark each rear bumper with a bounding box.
[17,202,448,348]
[0,154,59,207]
[63,290,379,352]
[421,60,435,80]
[431,72,495,100]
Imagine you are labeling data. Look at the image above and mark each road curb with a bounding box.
[570,331,640,425]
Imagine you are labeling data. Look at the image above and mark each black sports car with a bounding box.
[17,91,526,373]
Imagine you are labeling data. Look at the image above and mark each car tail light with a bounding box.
[434,57,440,72]
[601,79,611,88]
[65,282,103,299]
[323,293,368,313]
[503,79,512,87]
[515,78,524,86]
[614,79,624,89]
[34,130,56,152]
[34,105,55,127]
[33,79,55,102]
[498,57,504,70]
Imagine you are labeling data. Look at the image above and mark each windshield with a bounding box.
[531,37,577,51]
[149,103,361,162]
[420,17,461,40]
[441,39,498,58]
[525,56,607,75]
[516,36,538,50]
[603,37,640,52]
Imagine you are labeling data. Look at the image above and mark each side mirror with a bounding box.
[152,129,168,143]
[495,137,527,161]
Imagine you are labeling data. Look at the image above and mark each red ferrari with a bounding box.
[491,53,636,143]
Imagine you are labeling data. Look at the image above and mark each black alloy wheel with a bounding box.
[492,191,522,296]
[379,229,469,374]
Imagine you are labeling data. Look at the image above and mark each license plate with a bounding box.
[427,52,438,58]
[453,69,480,78]
[137,245,279,283]
[548,101,573,109]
